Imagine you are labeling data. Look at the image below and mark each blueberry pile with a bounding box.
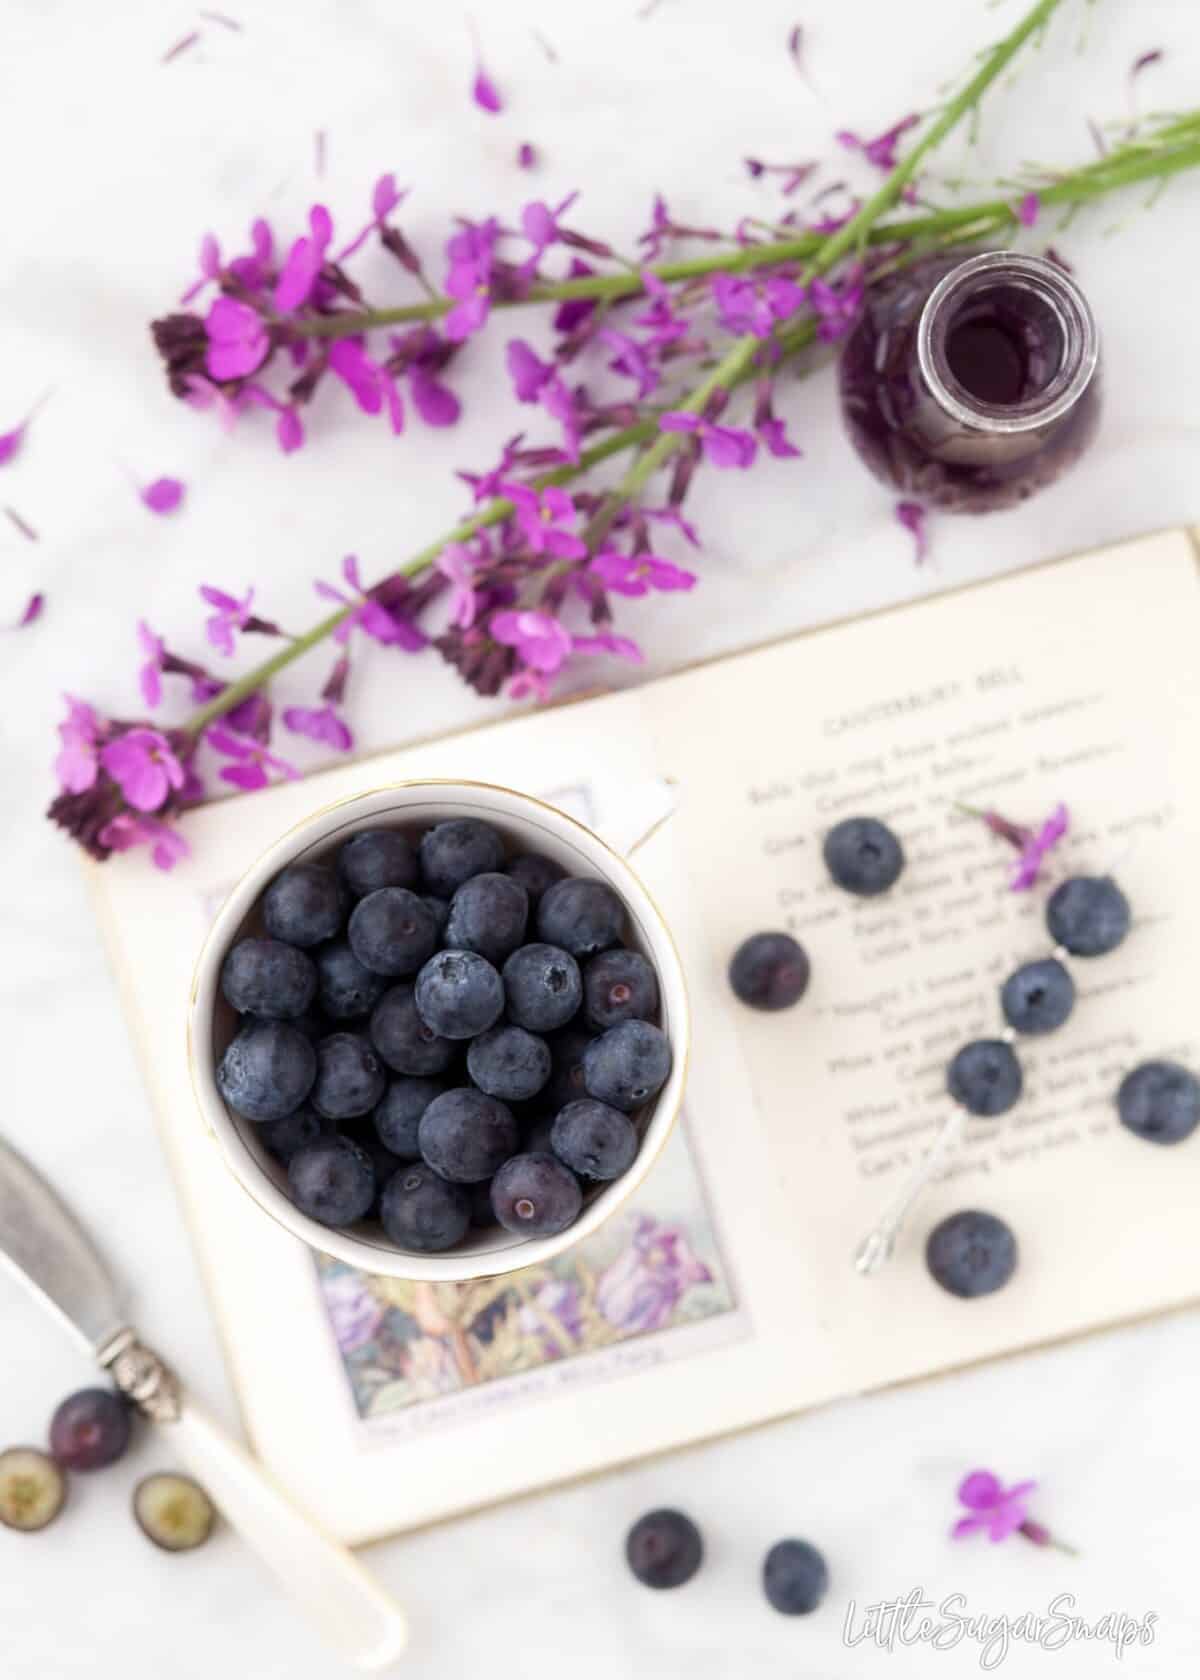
[215,819,671,1253]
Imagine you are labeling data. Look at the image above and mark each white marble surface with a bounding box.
[3,0,1200,1673]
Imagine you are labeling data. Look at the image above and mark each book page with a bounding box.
[648,527,1200,1397]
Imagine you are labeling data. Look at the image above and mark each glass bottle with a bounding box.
[838,250,1100,513]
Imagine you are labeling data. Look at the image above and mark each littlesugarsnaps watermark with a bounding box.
[843,1589,1157,1669]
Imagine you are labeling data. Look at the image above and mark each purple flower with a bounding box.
[809,273,864,342]
[753,380,802,459]
[540,376,583,463]
[896,499,928,563]
[54,697,101,794]
[711,272,805,338]
[409,364,460,428]
[205,296,270,381]
[659,411,757,469]
[328,339,386,416]
[12,592,44,628]
[179,231,223,305]
[137,621,167,707]
[638,194,721,262]
[519,193,579,273]
[274,205,333,312]
[322,1269,385,1354]
[140,476,185,515]
[953,1471,1038,1543]
[572,632,644,664]
[200,584,264,655]
[590,550,696,597]
[100,728,187,813]
[1017,191,1040,228]
[836,112,920,172]
[491,609,573,674]
[282,703,354,751]
[96,812,190,871]
[206,724,298,791]
[317,555,427,651]
[277,406,305,452]
[631,270,691,352]
[435,544,479,629]
[502,482,588,559]
[517,142,537,169]
[596,328,659,400]
[1010,804,1070,891]
[335,173,407,263]
[596,1215,712,1332]
[444,219,499,342]
[509,666,552,702]
[553,258,598,334]
[506,338,555,402]
[642,504,702,548]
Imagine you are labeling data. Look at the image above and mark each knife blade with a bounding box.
[0,1135,127,1353]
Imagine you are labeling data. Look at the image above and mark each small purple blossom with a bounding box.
[54,698,101,794]
[96,812,190,871]
[444,219,499,342]
[205,296,270,380]
[274,204,333,312]
[199,583,276,656]
[953,1471,1037,1543]
[206,724,298,791]
[435,544,479,629]
[506,338,555,403]
[491,609,573,675]
[100,728,187,813]
[836,112,920,172]
[315,555,425,649]
[282,703,354,751]
[409,364,460,428]
[590,550,696,597]
[328,338,386,417]
[139,476,185,515]
[502,482,588,559]
[596,328,659,400]
[752,380,802,460]
[1017,191,1040,228]
[335,173,407,263]
[896,499,928,563]
[659,411,757,469]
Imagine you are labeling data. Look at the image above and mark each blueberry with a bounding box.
[762,1539,828,1616]
[380,1162,471,1252]
[257,1104,329,1163]
[491,1152,582,1236]
[348,888,439,978]
[582,948,660,1032]
[583,1020,671,1112]
[337,829,418,899]
[467,1179,500,1228]
[505,852,566,904]
[543,1026,596,1110]
[216,1020,316,1121]
[415,950,505,1039]
[728,932,810,1011]
[311,1032,386,1119]
[288,1136,376,1227]
[467,1025,551,1102]
[947,1039,1023,1117]
[373,1077,447,1158]
[1117,1060,1200,1145]
[419,1088,520,1183]
[1047,875,1131,957]
[1000,958,1075,1036]
[551,1100,638,1181]
[419,818,505,897]
[262,863,346,947]
[925,1209,1017,1298]
[370,983,456,1075]
[422,895,451,935]
[0,1448,67,1532]
[313,939,389,1020]
[537,877,625,957]
[220,938,317,1020]
[625,1510,703,1590]
[503,943,582,1032]
[823,817,905,897]
[48,1388,131,1472]
[445,872,529,965]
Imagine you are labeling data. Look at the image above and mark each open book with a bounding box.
[88,527,1200,1546]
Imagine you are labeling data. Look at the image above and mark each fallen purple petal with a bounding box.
[787,24,804,71]
[1017,191,1040,227]
[12,592,44,629]
[282,703,354,751]
[3,507,38,541]
[472,65,503,113]
[896,499,928,563]
[162,30,201,63]
[1130,48,1164,79]
[198,9,243,29]
[517,142,538,169]
[140,477,186,515]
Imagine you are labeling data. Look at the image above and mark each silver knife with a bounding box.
[0,1135,406,1669]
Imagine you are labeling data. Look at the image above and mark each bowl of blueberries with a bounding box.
[188,780,689,1281]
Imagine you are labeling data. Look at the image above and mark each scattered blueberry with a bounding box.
[491,1152,582,1236]
[625,1509,703,1590]
[373,1077,447,1159]
[728,932,810,1011]
[415,950,505,1039]
[762,1539,828,1615]
[1117,1060,1200,1146]
[314,940,389,1021]
[220,938,317,1020]
[262,863,346,947]
[537,877,625,957]
[337,829,418,899]
[1000,958,1075,1036]
[445,873,529,964]
[370,983,457,1076]
[311,1032,386,1120]
[133,1473,216,1552]
[925,1210,1017,1298]
[551,1100,638,1181]
[583,1020,671,1112]
[217,1020,316,1121]
[503,943,583,1032]
[380,1162,471,1252]
[419,1088,520,1183]
[543,1026,596,1111]
[0,1448,67,1532]
[583,948,660,1031]
[287,1136,376,1227]
[419,819,505,897]
[947,1039,1023,1117]
[347,888,439,978]
[505,852,566,904]
[48,1389,131,1472]
[1046,875,1131,957]
[467,1024,551,1102]
[823,817,905,897]
[257,1104,329,1164]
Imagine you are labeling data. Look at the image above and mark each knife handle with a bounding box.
[170,1397,408,1670]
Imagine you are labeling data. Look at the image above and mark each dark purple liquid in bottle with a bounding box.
[839,251,1100,513]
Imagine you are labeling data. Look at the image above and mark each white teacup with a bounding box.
[187,780,689,1282]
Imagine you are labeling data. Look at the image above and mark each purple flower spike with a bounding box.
[1017,191,1040,228]
[837,111,920,172]
[140,476,185,515]
[282,704,354,751]
[895,499,928,563]
[205,296,270,380]
[100,728,187,813]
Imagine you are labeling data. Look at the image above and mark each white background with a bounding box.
[2,0,1199,1673]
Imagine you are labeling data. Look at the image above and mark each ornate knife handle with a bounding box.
[96,1327,182,1423]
